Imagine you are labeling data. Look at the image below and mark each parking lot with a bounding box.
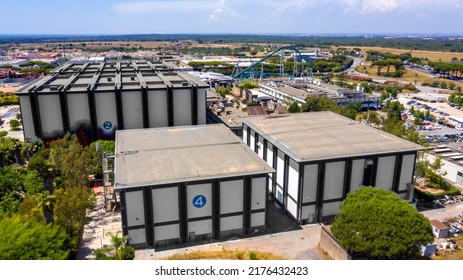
[398,95,463,143]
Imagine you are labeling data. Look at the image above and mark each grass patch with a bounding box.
[356,64,452,85]
[347,46,463,62]
[164,250,284,260]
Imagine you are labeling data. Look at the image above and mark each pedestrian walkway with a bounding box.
[76,188,122,260]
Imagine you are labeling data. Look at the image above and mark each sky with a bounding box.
[1,0,462,35]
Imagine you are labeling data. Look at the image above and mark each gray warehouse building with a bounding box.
[241,111,423,224]
[17,61,209,143]
[114,124,274,248]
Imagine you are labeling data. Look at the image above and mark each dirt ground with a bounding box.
[135,224,323,260]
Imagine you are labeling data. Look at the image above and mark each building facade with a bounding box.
[241,111,423,224]
[114,124,274,248]
[17,61,208,143]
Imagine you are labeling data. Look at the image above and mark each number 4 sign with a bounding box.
[192,195,206,208]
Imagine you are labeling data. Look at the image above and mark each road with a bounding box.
[421,202,463,221]
[342,56,363,74]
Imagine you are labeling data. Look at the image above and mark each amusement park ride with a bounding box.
[231,46,314,83]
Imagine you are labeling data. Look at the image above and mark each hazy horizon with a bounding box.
[0,0,462,35]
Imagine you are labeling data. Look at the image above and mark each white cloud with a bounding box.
[208,0,243,22]
[208,0,225,21]
[360,0,398,13]
[113,1,216,15]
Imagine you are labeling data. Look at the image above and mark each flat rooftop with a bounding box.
[241,111,423,162]
[16,61,208,95]
[114,124,274,189]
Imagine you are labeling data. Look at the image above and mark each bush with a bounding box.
[331,187,433,259]
[0,217,70,259]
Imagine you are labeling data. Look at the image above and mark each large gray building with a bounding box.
[17,61,209,143]
[114,124,274,248]
[241,111,423,224]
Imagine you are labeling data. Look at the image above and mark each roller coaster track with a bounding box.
[231,45,313,80]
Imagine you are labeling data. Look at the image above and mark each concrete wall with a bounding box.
[95,91,117,135]
[148,89,168,127]
[376,156,396,190]
[324,161,345,200]
[319,225,351,260]
[38,95,63,138]
[19,96,35,139]
[350,159,365,192]
[122,90,143,129]
[173,89,191,126]
[152,187,179,223]
[67,93,90,132]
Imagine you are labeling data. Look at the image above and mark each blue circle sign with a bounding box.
[103,121,112,130]
[192,195,206,208]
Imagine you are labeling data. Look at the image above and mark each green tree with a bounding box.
[301,96,336,112]
[55,186,96,255]
[0,217,69,260]
[9,119,20,130]
[331,187,433,259]
[94,232,135,260]
[287,101,301,113]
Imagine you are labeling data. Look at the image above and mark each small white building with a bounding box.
[115,124,274,248]
[430,220,449,238]
[448,116,463,130]
[426,146,463,185]
[241,111,423,224]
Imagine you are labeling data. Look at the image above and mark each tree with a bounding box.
[94,232,135,260]
[0,217,69,260]
[331,187,433,259]
[301,96,336,112]
[9,119,20,130]
[287,101,301,113]
[27,149,56,223]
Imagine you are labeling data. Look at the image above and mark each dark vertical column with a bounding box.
[283,155,290,211]
[263,139,268,162]
[212,179,220,239]
[191,85,198,125]
[120,190,128,237]
[243,177,251,234]
[143,187,154,247]
[58,92,70,133]
[272,147,278,197]
[343,159,352,199]
[141,87,149,128]
[246,127,251,146]
[264,175,270,229]
[255,133,259,153]
[392,154,403,193]
[371,156,379,187]
[115,89,124,130]
[167,86,174,126]
[87,89,98,141]
[316,163,325,223]
[297,163,304,221]
[29,91,42,138]
[178,183,188,243]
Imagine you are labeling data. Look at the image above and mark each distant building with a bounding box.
[241,111,423,224]
[115,124,274,248]
[426,145,463,185]
[258,82,380,110]
[430,220,449,238]
[17,61,208,143]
